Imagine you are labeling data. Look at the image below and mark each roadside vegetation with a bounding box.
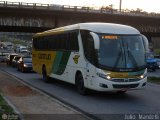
[0,94,14,113]
[154,49,160,56]
[1,36,28,46]
[148,77,160,84]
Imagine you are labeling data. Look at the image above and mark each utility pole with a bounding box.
[119,0,122,12]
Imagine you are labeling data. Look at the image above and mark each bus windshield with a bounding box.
[98,34,145,71]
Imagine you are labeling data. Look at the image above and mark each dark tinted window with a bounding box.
[80,30,95,64]
[67,32,79,50]
[33,30,79,51]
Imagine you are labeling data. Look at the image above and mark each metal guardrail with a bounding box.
[0,1,160,18]
[0,1,50,9]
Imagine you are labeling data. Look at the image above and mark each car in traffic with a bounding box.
[11,55,21,67]
[146,52,159,71]
[0,52,10,62]
[156,58,160,69]
[17,56,32,72]
[155,55,160,69]
[6,53,18,65]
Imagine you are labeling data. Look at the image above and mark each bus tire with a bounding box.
[76,73,88,95]
[42,65,49,83]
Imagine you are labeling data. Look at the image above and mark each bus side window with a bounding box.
[67,31,79,51]
[71,32,79,51]
[67,32,71,50]
[81,30,95,64]
[37,37,43,50]
[32,37,37,49]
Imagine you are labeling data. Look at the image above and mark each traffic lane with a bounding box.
[148,69,160,77]
[1,65,160,117]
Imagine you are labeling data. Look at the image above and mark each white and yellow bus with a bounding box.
[32,22,147,94]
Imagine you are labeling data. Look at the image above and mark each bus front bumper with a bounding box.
[88,77,147,92]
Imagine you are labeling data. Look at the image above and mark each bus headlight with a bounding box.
[97,72,112,80]
[138,70,147,79]
[140,75,144,79]
[138,69,147,79]
[139,74,147,79]
[106,75,112,80]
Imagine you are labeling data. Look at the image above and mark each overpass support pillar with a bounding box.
[151,37,160,50]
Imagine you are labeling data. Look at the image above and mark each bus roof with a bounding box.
[34,22,140,37]
[78,23,140,34]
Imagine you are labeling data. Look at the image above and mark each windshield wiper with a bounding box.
[113,41,124,69]
[126,48,138,68]
[113,50,123,69]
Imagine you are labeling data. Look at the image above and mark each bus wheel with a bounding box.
[76,73,87,95]
[42,66,49,83]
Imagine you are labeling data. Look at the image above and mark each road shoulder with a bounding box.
[0,70,90,120]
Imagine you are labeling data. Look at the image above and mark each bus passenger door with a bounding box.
[80,31,99,89]
[85,62,96,89]
[84,34,97,88]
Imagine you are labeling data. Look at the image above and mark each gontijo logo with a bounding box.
[73,55,80,64]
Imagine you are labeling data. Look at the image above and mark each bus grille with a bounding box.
[112,78,140,82]
[113,84,139,89]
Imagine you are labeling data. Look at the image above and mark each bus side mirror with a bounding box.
[90,32,100,50]
[141,34,149,52]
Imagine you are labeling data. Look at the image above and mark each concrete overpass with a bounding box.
[0,1,160,48]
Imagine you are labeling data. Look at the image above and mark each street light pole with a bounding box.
[119,0,122,12]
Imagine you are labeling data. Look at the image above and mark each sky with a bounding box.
[5,0,160,13]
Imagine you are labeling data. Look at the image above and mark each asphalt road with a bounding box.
[148,69,160,77]
[1,63,160,120]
